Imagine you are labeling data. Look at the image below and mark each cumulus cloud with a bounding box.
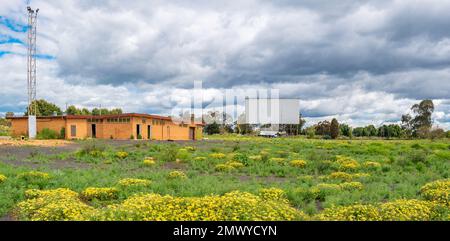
[0,0,449,129]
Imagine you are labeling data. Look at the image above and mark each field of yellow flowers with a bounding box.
[0,136,449,221]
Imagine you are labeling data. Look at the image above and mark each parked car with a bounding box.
[258,131,279,138]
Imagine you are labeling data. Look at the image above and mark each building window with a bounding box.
[70,125,76,137]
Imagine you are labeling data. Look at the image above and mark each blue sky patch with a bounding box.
[0,34,24,45]
[0,16,28,33]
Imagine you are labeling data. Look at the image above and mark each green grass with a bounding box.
[0,136,449,219]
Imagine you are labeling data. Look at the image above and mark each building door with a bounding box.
[147,125,151,139]
[136,124,141,138]
[70,125,76,138]
[189,127,195,140]
[91,124,96,138]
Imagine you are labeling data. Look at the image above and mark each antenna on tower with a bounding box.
[27,5,39,139]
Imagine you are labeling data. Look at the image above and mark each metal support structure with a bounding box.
[27,6,39,139]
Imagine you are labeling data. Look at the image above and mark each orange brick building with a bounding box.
[7,113,203,140]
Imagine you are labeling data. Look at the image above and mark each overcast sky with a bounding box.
[0,0,449,128]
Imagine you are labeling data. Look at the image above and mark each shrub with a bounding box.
[269,157,286,164]
[335,156,360,171]
[316,204,381,221]
[167,171,187,179]
[59,127,65,139]
[176,148,190,161]
[420,179,450,206]
[352,173,371,179]
[36,128,60,139]
[259,188,288,203]
[290,160,307,168]
[16,188,94,221]
[115,151,129,159]
[340,182,364,191]
[328,172,353,182]
[260,151,270,162]
[89,191,305,221]
[185,146,196,152]
[193,156,207,161]
[209,153,226,159]
[408,150,428,164]
[0,174,7,183]
[363,161,381,169]
[143,158,156,166]
[249,155,262,162]
[81,187,119,201]
[379,199,439,221]
[232,153,249,165]
[78,140,106,157]
[17,171,51,183]
[117,178,151,187]
[159,145,178,162]
[215,164,235,172]
[226,161,244,169]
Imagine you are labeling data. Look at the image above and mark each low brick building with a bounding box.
[7,113,203,140]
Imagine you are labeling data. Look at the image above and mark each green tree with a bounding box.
[315,120,331,136]
[109,108,123,115]
[81,108,91,115]
[339,124,352,137]
[24,99,62,116]
[402,99,435,138]
[330,118,339,139]
[366,125,378,136]
[353,127,365,137]
[66,105,82,115]
[204,121,220,135]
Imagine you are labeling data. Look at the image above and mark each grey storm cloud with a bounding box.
[45,0,450,93]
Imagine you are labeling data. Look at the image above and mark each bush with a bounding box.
[0,174,7,183]
[379,199,439,221]
[316,204,381,221]
[81,187,119,201]
[167,171,187,179]
[59,127,65,139]
[258,188,288,203]
[328,172,353,182]
[90,191,305,221]
[215,164,235,172]
[78,140,106,157]
[143,158,156,166]
[16,188,94,221]
[115,151,129,159]
[290,160,307,168]
[117,178,151,187]
[209,153,226,159]
[420,179,450,206]
[36,128,60,139]
[17,171,51,185]
[159,145,178,162]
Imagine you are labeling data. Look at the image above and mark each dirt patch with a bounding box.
[0,213,16,221]
[162,161,187,170]
[236,175,289,183]
[0,157,91,170]
[0,139,76,147]
[315,200,324,211]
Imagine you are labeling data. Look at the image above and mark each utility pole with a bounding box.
[27,5,39,139]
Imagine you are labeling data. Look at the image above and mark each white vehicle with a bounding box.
[258,130,279,138]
